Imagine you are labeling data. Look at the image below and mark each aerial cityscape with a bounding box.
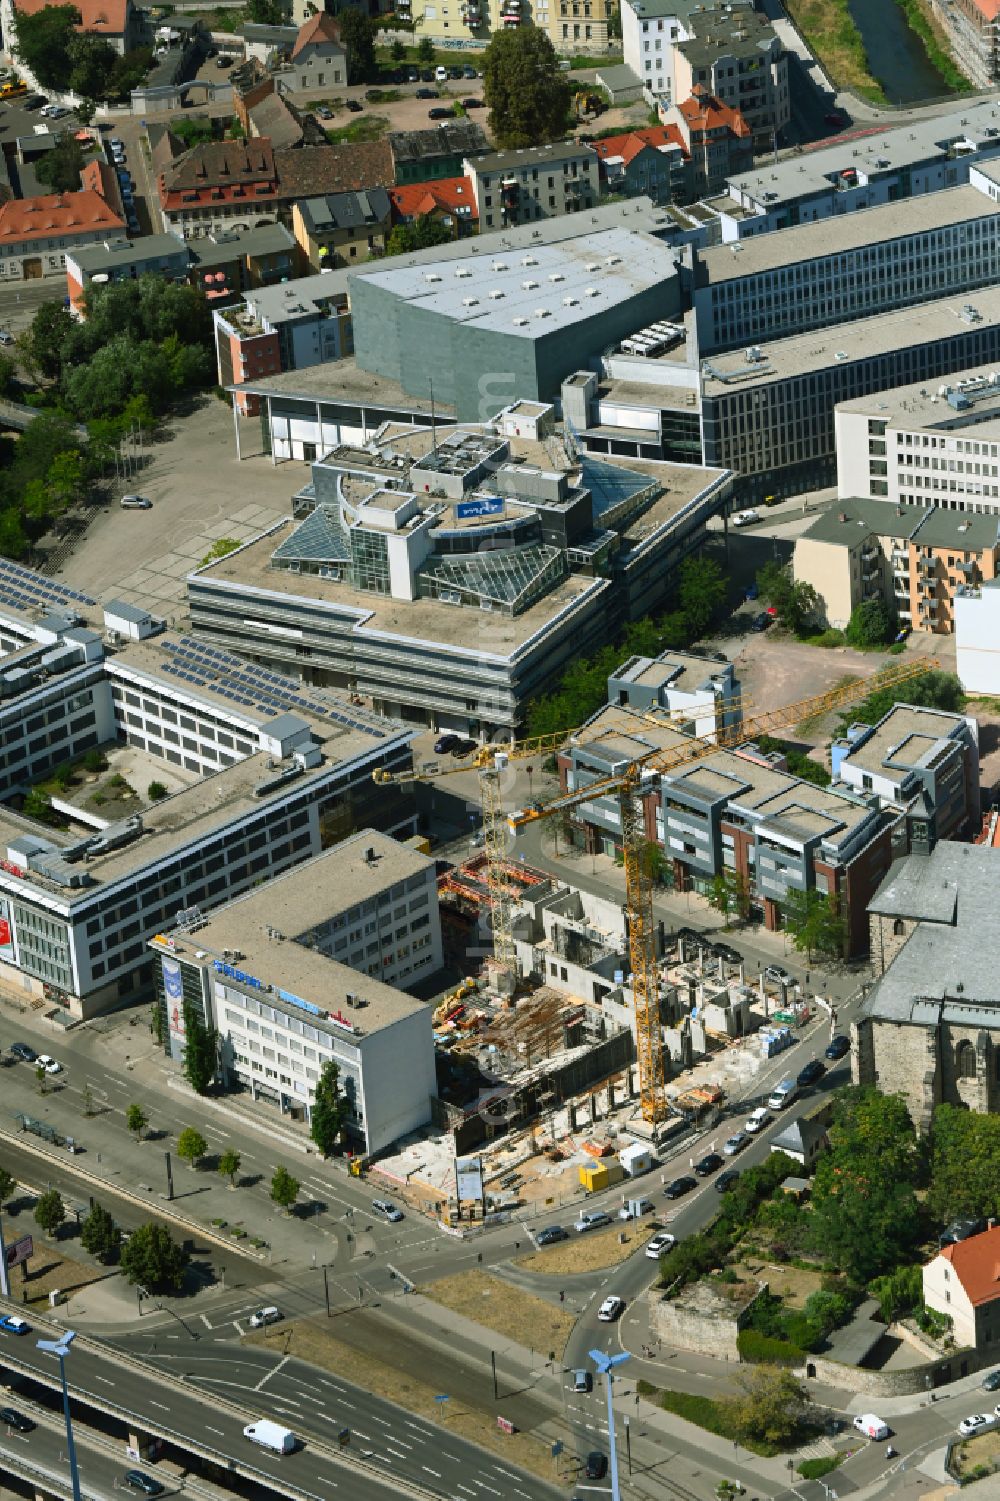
[3,0,1000,1499]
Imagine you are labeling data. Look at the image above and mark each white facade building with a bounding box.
[956,575,1000,692]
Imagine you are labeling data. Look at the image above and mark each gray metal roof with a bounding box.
[68,234,189,275]
[800,496,1000,554]
[297,187,391,235]
[465,141,596,175]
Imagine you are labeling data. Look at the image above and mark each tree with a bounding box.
[755,560,820,635]
[0,1168,16,1206]
[34,1188,66,1238]
[727,1364,809,1448]
[182,999,218,1095]
[80,1202,121,1263]
[218,1149,242,1188]
[126,1102,149,1141]
[119,1222,189,1292]
[12,3,78,88]
[177,1126,208,1170]
[677,554,728,640]
[270,1165,300,1214]
[339,10,377,82]
[390,38,406,62]
[783,889,846,961]
[927,1104,1000,1224]
[35,1063,48,1094]
[0,353,17,401]
[707,870,749,927]
[385,214,453,257]
[246,0,287,21]
[21,301,76,381]
[840,670,966,732]
[846,597,896,649]
[76,97,96,128]
[23,787,57,825]
[417,35,435,64]
[808,1087,923,1284]
[482,29,572,149]
[147,780,168,801]
[310,1060,349,1157]
[67,33,118,99]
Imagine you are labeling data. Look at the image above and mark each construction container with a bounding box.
[578,1158,625,1194]
[619,1142,656,1178]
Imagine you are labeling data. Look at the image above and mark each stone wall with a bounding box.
[650,1279,766,1362]
[801,1339,989,1396]
[869,911,919,976]
[860,1016,941,1131]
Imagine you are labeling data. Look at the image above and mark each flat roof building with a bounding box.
[150,833,438,1152]
[0,562,414,1019]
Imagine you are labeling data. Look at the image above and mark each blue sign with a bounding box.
[277,987,323,1018]
[456,497,505,520]
[213,959,264,991]
[162,958,182,1001]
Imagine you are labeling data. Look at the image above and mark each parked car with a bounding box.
[764,964,793,986]
[715,1169,740,1194]
[664,1175,696,1199]
[958,1414,992,1437]
[415,87,438,99]
[316,105,332,119]
[406,69,420,82]
[371,1198,404,1222]
[434,65,449,81]
[982,1369,1000,1392]
[745,1106,771,1134]
[536,1225,568,1246]
[750,611,772,632]
[462,64,478,77]
[724,1131,749,1156]
[346,98,362,111]
[23,93,47,109]
[122,1474,164,1497]
[733,508,760,526]
[825,1035,850,1060]
[853,1413,891,1441]
[572,1368,592,1393]
[0,331,13,346]
[597,1294,624,1322]
[0,1316,31,1336]
[694,1152,723,1177]
[217,56,233,67]
[36,1054,61,1074]
[48,103,69,118]
[9,1042,37,1063]
[448,65,463,78]
[711,941,742,965]
[248,1305,281,1328]
[575,1209,612,1233]
[824,111,845,127]
[428,106,452,119]
[450,738,477,756]
[585,1452,608,1479]
[0,1407,34,1432]
[796,1059,826,1088]
[745,582,759,601]
[434,733,459,753]
[420,67,435,81]
[645,1232,675,1259]
[462,97,484,108]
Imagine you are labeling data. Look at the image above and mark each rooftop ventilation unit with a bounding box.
[534,307,551,318]
[549,272,564,282]
[462,296,479,306]
[521,254,537,265]
[512,316,529,326]
[455,267,472,278]
[606,255,622,265]
[424,272,441,282]
[522,279,538,289]
[563,296,579,306]
[585,287,599,297]
[489,288,504,299]
[491,261,508,271]
[585,261,600,272]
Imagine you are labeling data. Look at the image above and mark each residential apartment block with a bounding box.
[793,497,1000,635]
[0,564,414,1019]
[389,0,615,53]
[591,125,690,205]
[557,704,899,956]
[923,1225,1000,1351]
[0,191,124,283]
[291,188,392,271]
[214,274,353,411]
[463,143,599,233]
[661,89,752,198]
[149,833,439,1152]
[608,649,741,740]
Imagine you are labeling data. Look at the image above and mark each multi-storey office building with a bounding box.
[607,649,741,739]
[690,187,1000,356]
[621,0,755,105]
[0,566,414,1019]
[835,363,1000,516]
[554,705,899,956]
[149,836,438,1152]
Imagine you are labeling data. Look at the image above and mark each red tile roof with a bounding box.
[291,11,342,58]
[677,89,751,139]
[80,156,119,204]
[0,189,124,246]
[590,125,687,166]
[389,176,478,221]
[940,1226,1000,1306]
[159,139,279,214]
[970,0,1000,18]
[15,0,128,34]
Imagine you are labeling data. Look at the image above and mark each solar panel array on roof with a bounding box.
[0,558,95,618]
[159,637,389,736]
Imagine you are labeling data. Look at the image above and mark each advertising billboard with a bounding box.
[0,897,16,965]
[456,497,505,520]
[4,1235,33,1269]
[162,957,186,1043]
[455,1154,485,1203]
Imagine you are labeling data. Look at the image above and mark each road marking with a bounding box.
[471,1483,501,1495]
[422,1466,442,1478]
[92,1374,116,1386]
[318,1378,345,1392]
[339,1399,357,1411]
[149,1401,170,1411]
[390,1437,413,1449]
[253,1355,289,1391]
[491,1466,518,1478]
[369,1415,392,1427]
[441,1453,460,1463]
[199,1315,212,1329]
[233,1321,245,1336]
[204,1125,227,1139]
[205,1426,225,1436]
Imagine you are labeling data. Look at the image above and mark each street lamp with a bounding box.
[589,1348,629,1501]
[37,1329,81,1501]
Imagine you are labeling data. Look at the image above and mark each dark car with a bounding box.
[585,1452,608,1479]
[9,1042,37,1063]
[429,106,452,119]
[715,1169,740,1194]
[448,65,463,78]
[346,98,363,111]
[420,67,435,81]
[406,69,420,82]
[676,926,704,948]
[711,941,741,965]
[122,1474,164,1498]
[664,1175,697,1200]
[463,64,478,77]
[982,1368,1000,1392]
[796,1059,827,1088]
[751,611,772,632]
[416,87,438,98]
[24,93,47,109]
[434,733,459,753]
[462,96,484,108]
[216,56,233,68]
[764,963,794,986]
[450,738,477,756]
[537,1225,569,1245]
[694,1152,723,1177]
[0,1407,34,1433]
[824,111,845,128]
[825,1034,850,1060]
[316,105,332,119]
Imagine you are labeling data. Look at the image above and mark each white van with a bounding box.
[853,1413,890,1441]
[767,1078,797,1112]
[244,1419,296,1454]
